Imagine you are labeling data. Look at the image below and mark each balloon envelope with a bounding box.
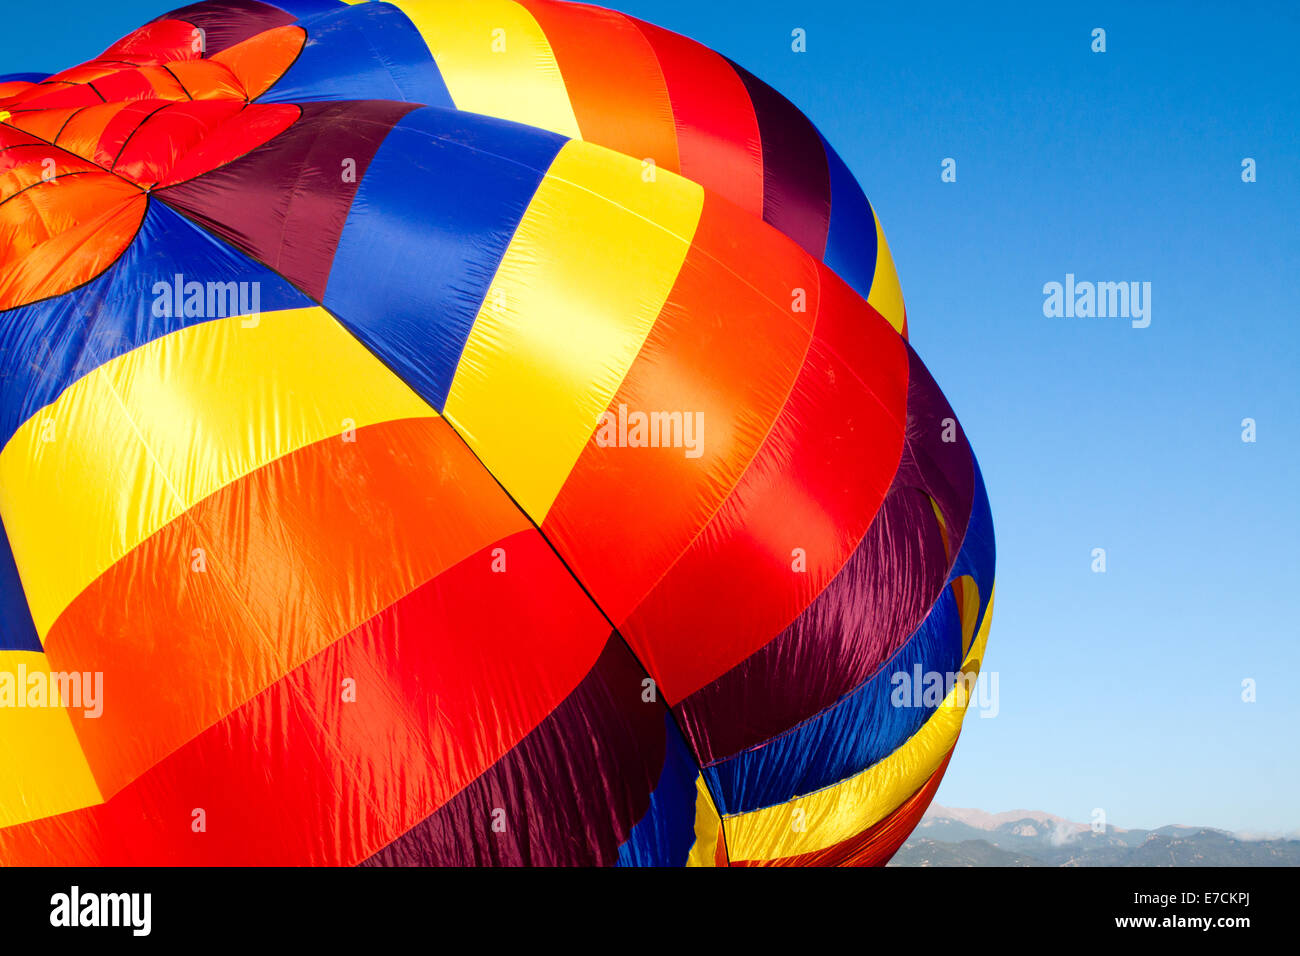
[0,0,994,866]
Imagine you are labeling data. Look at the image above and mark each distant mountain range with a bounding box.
[890,805,1300,866]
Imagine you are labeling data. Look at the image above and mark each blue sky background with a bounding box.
[4,1,1297,834]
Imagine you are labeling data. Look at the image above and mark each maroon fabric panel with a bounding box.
[673,345,976,765]
[897,345,978,553]
[159,1,296,55]
[157,99,417,301]
[360,636,670,867]
[726,58,831,258]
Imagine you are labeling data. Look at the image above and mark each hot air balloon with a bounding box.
[0,0,993,866]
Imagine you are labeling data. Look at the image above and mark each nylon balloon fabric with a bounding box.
[0,0,995,866]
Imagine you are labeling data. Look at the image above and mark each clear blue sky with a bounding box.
[5,1,1298,834]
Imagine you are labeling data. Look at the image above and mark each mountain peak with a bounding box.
[898,806,1300,866]
[924,804,1093,833]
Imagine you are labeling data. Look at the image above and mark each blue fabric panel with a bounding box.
[616,713,701,866]
[259,2,453,108]
[0,201,310,452]
[819,131,878,304]
[702,585,965,815]
[324,106,566,411]
[267,0,347,18]
[950,451,996,636]
[703,452,997,815]
[0,514,39,652]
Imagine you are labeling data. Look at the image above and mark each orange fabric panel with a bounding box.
[0,140,101,195]
[43,416,531,799]
[4,106,82,142]
[41,102,137,160]
[542,191,815,625]
[518,0,679,172]
[0,530,611,865]
[165,59,255,100]
[0,169,132,256]
[0,176,144,311]
[209,25,306,100]
[0,80,37,98]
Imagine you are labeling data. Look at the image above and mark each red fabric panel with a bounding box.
[631,18,764,215]
[618,265,909,704]
[151,102,299,186]
[1,530,610,865]
[363,636,669,866]
[100,18,203,63]
[675,346,976,763]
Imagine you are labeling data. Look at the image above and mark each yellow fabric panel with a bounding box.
[953,573,982,656]
[723,585,996,862]
[867,211,906,333]
[686,774,726,867]
[928,495,950,561]
[444,139,703,522]
[395,0,582,139]
[0,307,436,639]
[0,650,102,828]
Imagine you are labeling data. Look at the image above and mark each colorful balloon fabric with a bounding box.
[0,0,994,866]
